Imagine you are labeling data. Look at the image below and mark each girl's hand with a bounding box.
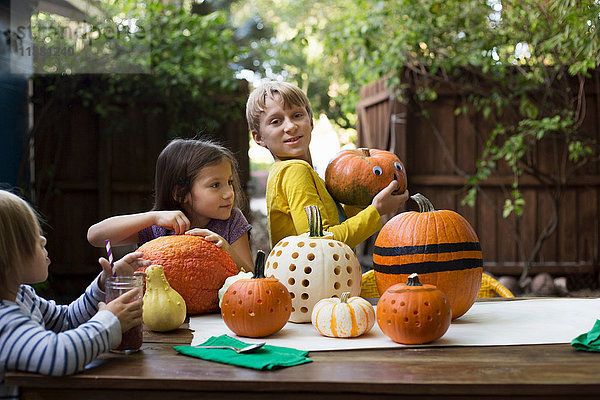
[98,288,143,333]
[372,181,409,217]
[187,229,253,273]
[98,251,151,291]
[154,210,190,234]
[185,228,230,251]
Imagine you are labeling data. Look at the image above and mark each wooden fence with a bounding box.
[30,75,249,301]
[357,72,600,286]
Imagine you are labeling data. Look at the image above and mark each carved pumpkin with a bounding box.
[265,205,362,323]
[311,292,375,338]
[137,235,237,314]
[221,251,292,338]
[377,273,452,344]
[373,193,482,319]
[325,148,407,207]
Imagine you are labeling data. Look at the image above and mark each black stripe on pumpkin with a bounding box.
[373,258,483,274]
[374,242,481,256]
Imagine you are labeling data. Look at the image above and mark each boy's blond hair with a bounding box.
[246,81,314,134]
[0,190,42,295]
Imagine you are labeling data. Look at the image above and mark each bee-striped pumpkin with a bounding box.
[373,193,483,319]
[311,292,375,338]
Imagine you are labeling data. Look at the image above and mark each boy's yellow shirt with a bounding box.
[265,159,382,248]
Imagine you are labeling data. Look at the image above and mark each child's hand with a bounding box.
[98,288,143,333]
[372,180,410,217]
[185,228,231,251]
[98,251,151,291]
[154,210,190,234]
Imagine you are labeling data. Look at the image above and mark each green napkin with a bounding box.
[174,334,312,370]
[571,319,600,352]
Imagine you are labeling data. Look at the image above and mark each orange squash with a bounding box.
[373,193,482,319]
[325,148,407,207]
[137,235,237,314]
[221,251,292,337]
[377,273,452,344]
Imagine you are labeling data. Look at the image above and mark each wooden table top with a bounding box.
[7,306,600,400]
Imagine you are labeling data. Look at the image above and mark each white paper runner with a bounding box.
[189,298,600,351]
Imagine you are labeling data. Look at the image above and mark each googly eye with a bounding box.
[394,162,403,171]
[372,166,383,176]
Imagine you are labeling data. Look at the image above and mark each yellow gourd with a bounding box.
[142,265,187,332]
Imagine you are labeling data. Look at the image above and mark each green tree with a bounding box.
[30,0,247,136]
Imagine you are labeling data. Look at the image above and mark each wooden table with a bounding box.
[6,306,600,400]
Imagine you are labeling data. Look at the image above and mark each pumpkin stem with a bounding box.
[359,148,371,158]
[340,292,351,303]
[406,273,423,286]
[252,250,266,279]
[304,205,324,237]
[411,193,435,212]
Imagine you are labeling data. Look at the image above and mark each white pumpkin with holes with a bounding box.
[311,292,375,338]
[264,205,362,323]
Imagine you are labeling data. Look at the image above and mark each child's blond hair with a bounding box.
[0,190,42,294]
[246,81,314,134]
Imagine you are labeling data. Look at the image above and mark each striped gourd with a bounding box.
[373,193,482,319]
[311,292,375,338]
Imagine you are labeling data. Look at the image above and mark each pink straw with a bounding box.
[105,239,115,276]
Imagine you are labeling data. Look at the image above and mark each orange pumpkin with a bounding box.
[377,273,452,344]
[373,193,482,319]
[221,251,292,337]
[325,148,407,207]
[137,235,237,314]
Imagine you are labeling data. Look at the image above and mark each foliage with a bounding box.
[30,0,246,138]
[257,0,600,210]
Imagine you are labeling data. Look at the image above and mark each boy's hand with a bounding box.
[372,180,410,217]
[154,210,190,234]
[98,288,143,333]
[99,251,151,291]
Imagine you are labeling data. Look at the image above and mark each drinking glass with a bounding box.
[105,273,145,354]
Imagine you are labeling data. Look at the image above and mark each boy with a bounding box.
[246,81,408,248]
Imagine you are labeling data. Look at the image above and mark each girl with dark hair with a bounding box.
[87,138,253,272]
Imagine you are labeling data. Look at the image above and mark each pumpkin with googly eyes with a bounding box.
[325,148,407,207]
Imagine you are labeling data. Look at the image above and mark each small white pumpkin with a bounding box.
[311,292,375,338]
[265,206,362,323]
[218,270,253,307]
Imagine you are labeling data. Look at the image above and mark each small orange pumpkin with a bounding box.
[373,193,482,319]
[311,292,375,338]
[137,235,237,314]
[325,148,407,207]
[221,251,292,338]
[377,273,452,344]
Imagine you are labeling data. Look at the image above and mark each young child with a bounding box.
[247,81,409,249]
[87,138,253,272]
[0,190,150,399]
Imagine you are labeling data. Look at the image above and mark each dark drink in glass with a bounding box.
[105,274,144,354]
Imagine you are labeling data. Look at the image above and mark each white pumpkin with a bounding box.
[311,292,375,338]
[218,270,253,307]
[265,205,362,323]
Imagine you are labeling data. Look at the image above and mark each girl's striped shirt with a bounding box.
[0,277,121,400]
